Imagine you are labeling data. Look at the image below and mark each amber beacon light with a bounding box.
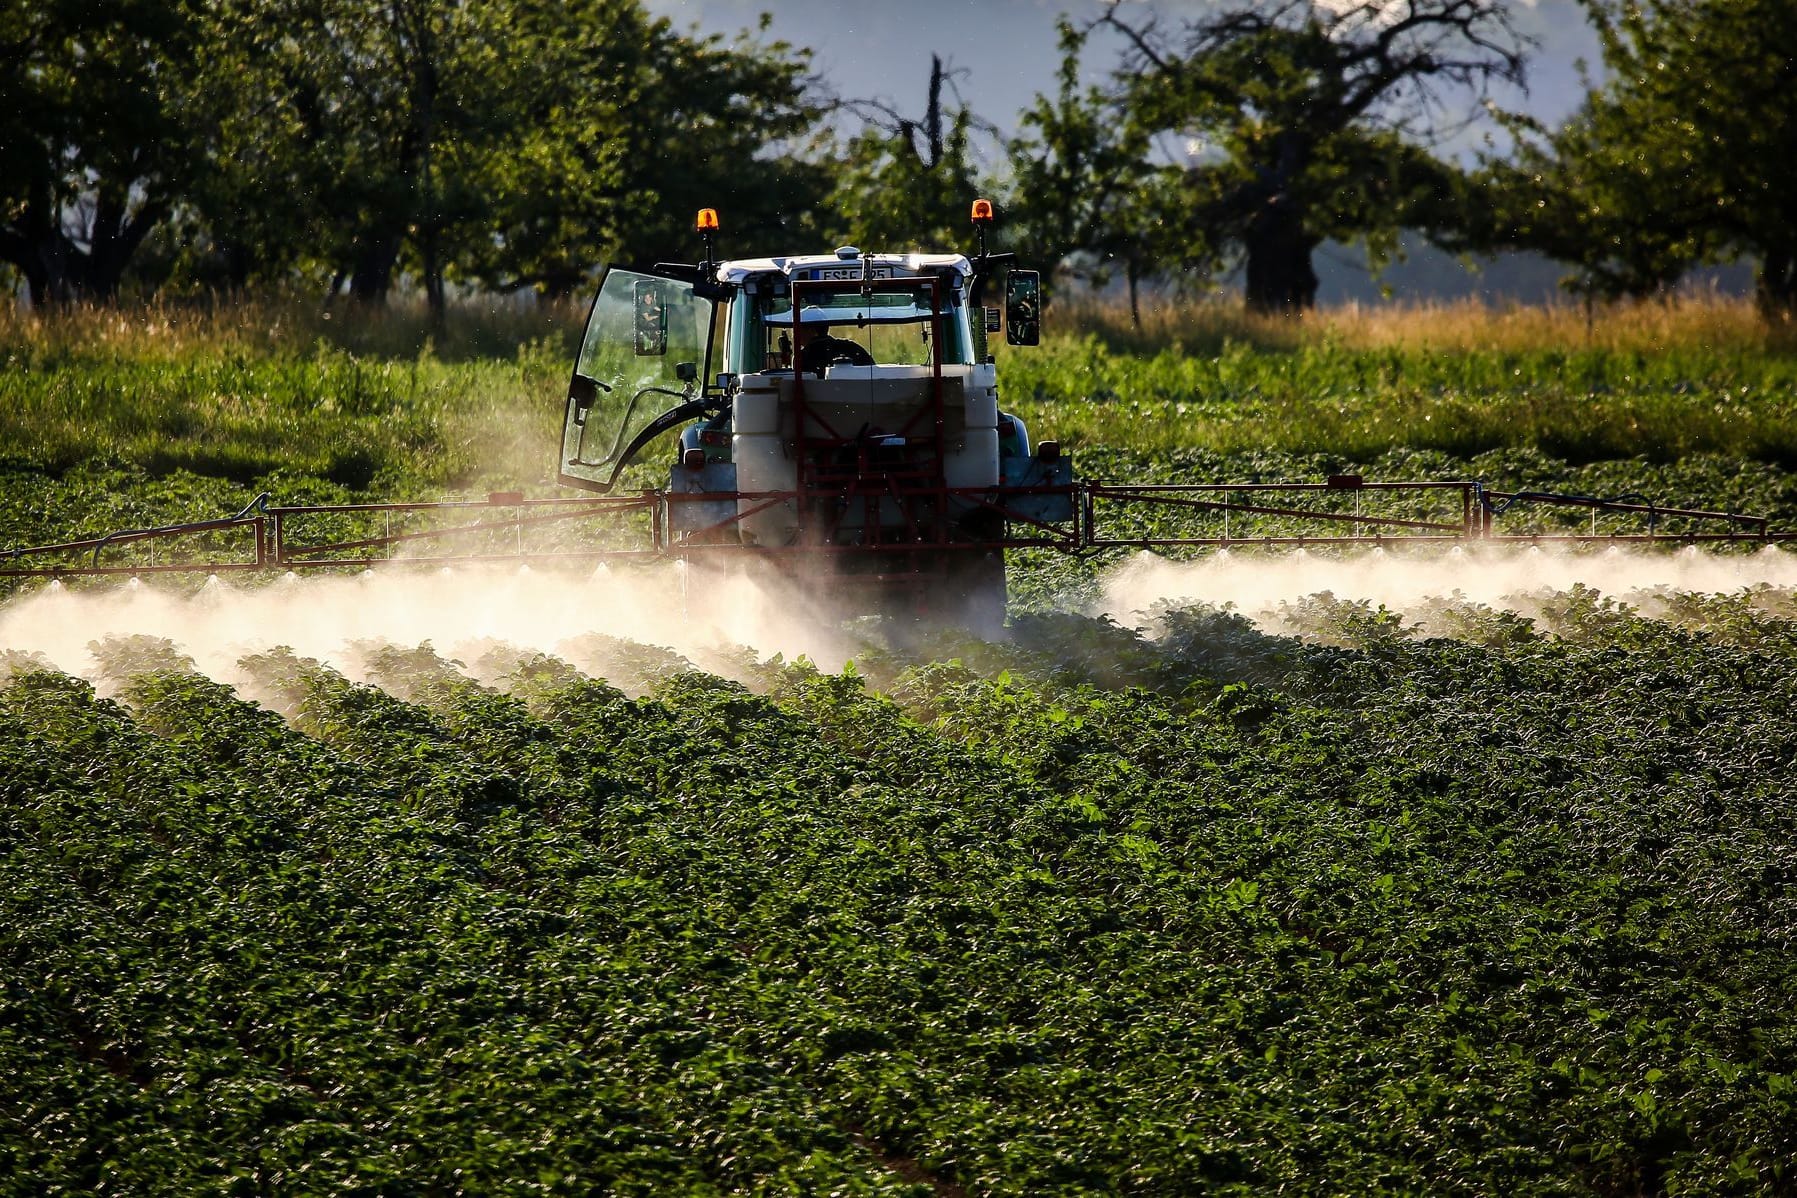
[970,198,994,224]
[696,208,720,232]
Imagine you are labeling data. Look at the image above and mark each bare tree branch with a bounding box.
[1084,0,1531,313]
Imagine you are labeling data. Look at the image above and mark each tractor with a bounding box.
[557,201,1068,632]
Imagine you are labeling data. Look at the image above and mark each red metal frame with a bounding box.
[659,276,1087,598]
[0,492,660,579]
[3,478,1790,582]
[1078,479,1780,549]
[784,274,957,589]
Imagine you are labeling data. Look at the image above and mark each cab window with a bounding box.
[738,280,972,371]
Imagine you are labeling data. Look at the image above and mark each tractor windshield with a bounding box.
[561,267,713,491]
[742,281,972,371]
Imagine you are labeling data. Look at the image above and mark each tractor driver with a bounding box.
[799,326,875,375]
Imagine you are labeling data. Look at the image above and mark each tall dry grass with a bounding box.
[1050,291,1793,357]
[0,293,583,364]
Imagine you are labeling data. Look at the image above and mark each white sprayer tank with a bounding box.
[733,362,999,545]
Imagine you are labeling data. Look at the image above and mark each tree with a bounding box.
[1469,102,1698,305]
[600,14,826,277]
[1486,0,1797,318]
[186,0,823,306]
[0,0,200,305]
[190,0,581,311]
[1006,20,1176,324]
[827,56,989,253]
[1097,0,1527,314]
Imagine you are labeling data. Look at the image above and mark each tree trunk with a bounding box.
[2,184,163,307]
[223,242,251,292]
[79,184,164,302]
[924,55,944,167]
[1242,198,1318,315]
[899,55,947,167]
[36,236,77,307]
[422,226,445,326]
[1127,257,1142,330]
[349,231,402,304]
[0,228,51,308]
[414,7,443,326]
[1757,248,1795,323]
[4,175,71,307]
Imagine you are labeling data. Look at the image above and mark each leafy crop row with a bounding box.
[6,588,1797,1194]
[1002,336,1797,465]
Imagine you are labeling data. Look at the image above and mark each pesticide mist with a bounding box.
[1095,543,1797,634]
[0,563,864,692]
[5,544,1797,695]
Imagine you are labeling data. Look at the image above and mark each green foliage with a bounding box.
[0,341,567,501]
[187,0,590,298]
[616,13,827,269]
[827,58,987,255]
[1481,0,1797,316]
[6,587,1797,1192]
[0,0,200,303]
[3,0,824,305]
[1002,335,1797,468]
[189,0,825,301]
[830,116,981,255]
[1090,2,1524,313]
[1005,21,1172,303]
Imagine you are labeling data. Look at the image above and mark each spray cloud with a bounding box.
[1095,543,1797,632]
[0,562,864,689]
[4,544,1795,692]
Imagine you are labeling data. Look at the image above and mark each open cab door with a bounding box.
[561,266,713,492]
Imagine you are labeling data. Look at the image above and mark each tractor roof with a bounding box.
[714,251,972,286]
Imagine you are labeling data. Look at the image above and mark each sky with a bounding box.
[638,1,1644,302]
[642,0,1605,162]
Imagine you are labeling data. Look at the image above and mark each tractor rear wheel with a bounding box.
[941,547,1008,639]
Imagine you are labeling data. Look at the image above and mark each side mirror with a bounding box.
[1005,270,1040,347]
[634,279,668,355]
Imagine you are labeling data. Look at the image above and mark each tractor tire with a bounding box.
[939,547,1008,640]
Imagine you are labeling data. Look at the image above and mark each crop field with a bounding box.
[4,298,1797,1194]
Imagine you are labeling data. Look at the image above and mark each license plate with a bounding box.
[807,265,893,281]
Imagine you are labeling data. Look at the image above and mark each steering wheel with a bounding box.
[803,333,875,373]
[827,341,875,367]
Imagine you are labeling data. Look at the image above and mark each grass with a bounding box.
[0,297,577,493]
[998,295,1797,466]
[1050,289,1797,356]
[3,291,1794,548]
[1001,337,1797,465]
